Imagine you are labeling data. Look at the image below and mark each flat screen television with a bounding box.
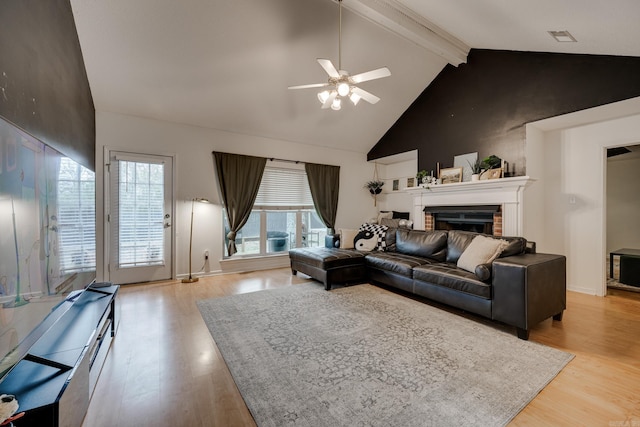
[0,115,96,380]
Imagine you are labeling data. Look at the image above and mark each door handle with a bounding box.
[164,222,171,228]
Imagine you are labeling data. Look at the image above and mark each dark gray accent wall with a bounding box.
[0,0,95,170]
[368,49,640,176]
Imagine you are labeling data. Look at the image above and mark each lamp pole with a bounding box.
[182,197,208,283]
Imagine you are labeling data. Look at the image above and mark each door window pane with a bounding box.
[118,160,165,267]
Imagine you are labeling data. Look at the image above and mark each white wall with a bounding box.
[376,159,416,217]
[606,152,640,253]
[95,111,377,280]
[526,101,640,296]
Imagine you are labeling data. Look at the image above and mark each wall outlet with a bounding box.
[204,250,209,260]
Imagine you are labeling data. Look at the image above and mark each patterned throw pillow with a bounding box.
[354,223,389,251]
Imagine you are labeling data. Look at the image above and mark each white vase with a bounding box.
[471,174,480,182]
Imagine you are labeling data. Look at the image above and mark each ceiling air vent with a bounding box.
[548,30,577,42]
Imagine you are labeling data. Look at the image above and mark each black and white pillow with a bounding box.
[354,223,389,251]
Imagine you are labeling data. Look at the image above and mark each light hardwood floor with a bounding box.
[83,269,640,426]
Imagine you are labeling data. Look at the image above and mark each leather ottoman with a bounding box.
[289,247,366,290]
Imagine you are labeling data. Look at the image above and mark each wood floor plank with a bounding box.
[83,269,640,426]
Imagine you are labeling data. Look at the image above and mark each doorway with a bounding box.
[605,144,640,294]
[106,151,174,284]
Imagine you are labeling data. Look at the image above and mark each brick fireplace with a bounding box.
[407,176,532,237]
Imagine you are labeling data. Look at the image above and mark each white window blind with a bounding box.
[58,158,96,273]
[254,166,314,209]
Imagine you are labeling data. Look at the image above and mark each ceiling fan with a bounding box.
[288,0,391,111]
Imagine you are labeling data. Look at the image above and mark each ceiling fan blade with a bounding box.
[317,58,340,78]
[351,87,380,104]
[321,91,337,109]
[350,67,391,84]
[288,83,329,90]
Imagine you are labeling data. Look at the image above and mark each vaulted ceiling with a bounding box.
[70,0,640,155]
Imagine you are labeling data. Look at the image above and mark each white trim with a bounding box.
[103,147,177,283]
[407,176,533,236]
[219,253,290,274]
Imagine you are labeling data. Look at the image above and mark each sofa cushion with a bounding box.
[395,229,447,261]
[499,236,528,258]
[445,230,479,264]
[446,230,528,263]
[413,263,492,299]
[354,223,388,251]
[383,228,397,250]
[364,251,434,277]
[377,211,393,224]
[457,235,509,275]
[338,229,359,249]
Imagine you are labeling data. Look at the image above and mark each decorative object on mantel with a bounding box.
[365,163,384,206]
[480,155,504,180]
[416,169,428,184]
[468,158,483,181]
[484,168,504,179]
[439,167,463,184]
[454,152,478,182]
[482,155,502,169]
[407,177,415,188]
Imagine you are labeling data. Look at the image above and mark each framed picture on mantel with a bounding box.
[407,177,415,188]
[481,168,504,180]
[439,167,463,184]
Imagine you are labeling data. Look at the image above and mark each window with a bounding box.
[57,158,96,273]
[223,164,327,257]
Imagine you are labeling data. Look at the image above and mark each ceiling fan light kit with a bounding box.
[288,0,390,110]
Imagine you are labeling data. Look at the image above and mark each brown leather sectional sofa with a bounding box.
[289,228,566,340]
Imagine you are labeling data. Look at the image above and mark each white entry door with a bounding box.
[107,151,173,284]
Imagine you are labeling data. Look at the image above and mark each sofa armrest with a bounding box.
[325,234,340,248]
[492,253,566,339]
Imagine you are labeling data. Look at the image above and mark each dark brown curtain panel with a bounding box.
[305,163,340,234]
[213,152,266,256]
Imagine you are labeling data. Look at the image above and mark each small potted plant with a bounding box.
[365,180,384,195]
[482,155,502,170]
[468,159,483,181]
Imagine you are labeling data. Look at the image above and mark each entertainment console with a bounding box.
[0,284,119,427]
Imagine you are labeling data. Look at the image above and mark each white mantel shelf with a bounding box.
[406,176,534,236]
[405,175,533,195]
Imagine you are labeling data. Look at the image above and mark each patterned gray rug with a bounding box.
[197,284,573,427]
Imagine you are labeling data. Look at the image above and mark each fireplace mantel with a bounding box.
[406,176,534,236]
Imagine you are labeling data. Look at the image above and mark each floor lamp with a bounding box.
[182,197,209,283]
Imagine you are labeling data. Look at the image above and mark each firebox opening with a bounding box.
[424,205,502,236]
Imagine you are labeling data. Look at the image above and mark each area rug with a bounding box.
[197,284,573,427]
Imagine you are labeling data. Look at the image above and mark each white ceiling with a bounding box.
[70,0,640,155]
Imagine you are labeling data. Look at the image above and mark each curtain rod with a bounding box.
[268,157,304,164]
[212,151,305,165]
